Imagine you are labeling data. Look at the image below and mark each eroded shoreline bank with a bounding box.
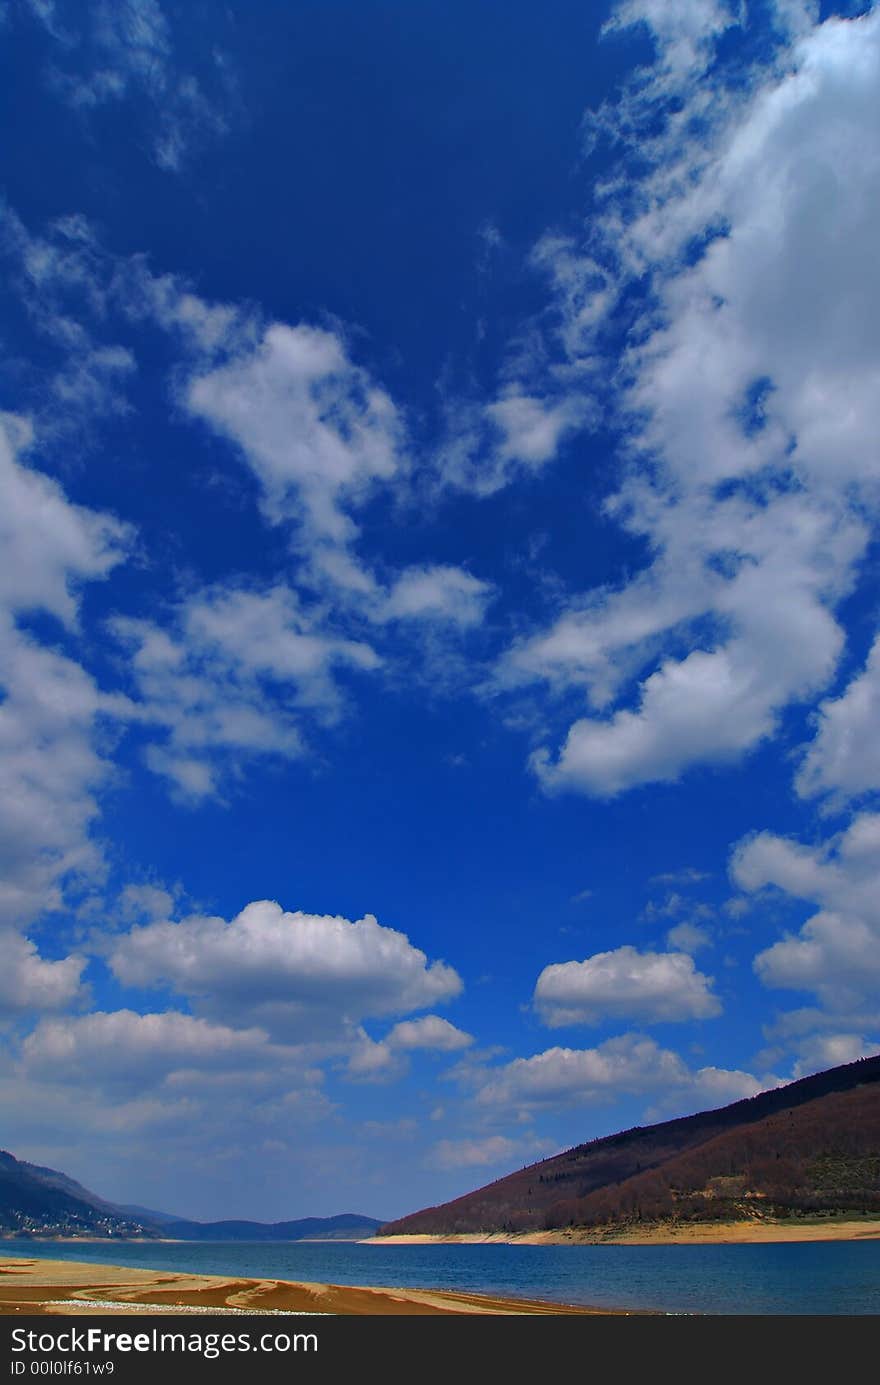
[370,1217,880,1247]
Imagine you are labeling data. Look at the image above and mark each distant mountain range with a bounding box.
[121,1211,384,1242]
[380,1054,880,1236]
[0,1151,381,1241]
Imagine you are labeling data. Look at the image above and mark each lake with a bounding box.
[8,1237,880,1314]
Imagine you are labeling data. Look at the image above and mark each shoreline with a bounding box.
[0,1255,618,1316]
[6,1214,880,1251]
[370,1217,880,1247]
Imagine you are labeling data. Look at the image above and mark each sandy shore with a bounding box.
[0,1256,613,1316]
[373,1217,880,1247]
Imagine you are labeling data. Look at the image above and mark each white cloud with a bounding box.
[184,322,493,639]
[0,623,111,925]
[21,1009,285,1091]
[385,1015,473,1052]
[486,392,587,470]
[45,345,135,436]
[666,922,712,954]
[681,1064,765,1107]
[27,0,229,171]
[757,1006,880,1080]
[117,883,176,925]
[379,566,493,629]
[0,932,86,1018]
[108,898,463,1041]
[472,1033,758,1115]
[790,1032,880,1080]
[474,1036,684,1109]
[796,633,880,803]
[734,814,880,1011]
[644,1063,767,1121]
[112,583,380,800]
[428,1133,550,1171]
[0,210,142,439]
[4,1008,336,1214]
[495,8,880,798]
[534,945,720,1026]
[526,495,860,796]
[0,416,131,926]
[437,387,594,498]
[768,1,820,42]
[0,413,130,626]
[604,0,743,79]
[346,1015,472,1082]
[6,216,492,659]
[178,585,379,695]
[186,322,403,546]
[345,1031,407,1081]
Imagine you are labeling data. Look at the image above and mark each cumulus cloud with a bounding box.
[733,814,880,1012]
[644,1064,769,1121]
[0,416,131,926]
[526,497,860,796]
[385,1015,473,1052]
[534,945,721,1026]
[0,932,86,1018]
[0,624,111,925]
[790,1032,880,1081]
[21,1009,286,1091]
[796,633,880,803]
[346,1014,473,1082]
[495,7,880,798]
[472,1033,759,1115]
[346,1016,473,1083]
[108,899,463,1041]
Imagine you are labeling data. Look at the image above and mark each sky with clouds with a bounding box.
[1,0,879,1222]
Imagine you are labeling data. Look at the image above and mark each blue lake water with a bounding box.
[7,1237,880,1315]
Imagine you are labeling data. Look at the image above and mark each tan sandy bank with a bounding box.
[373,1217,880,1247]
[0,1256,614,1316]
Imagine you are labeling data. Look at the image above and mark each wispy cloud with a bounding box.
[24,0,235,171]
[491,7,880,798]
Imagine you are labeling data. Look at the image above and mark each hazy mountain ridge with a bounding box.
[158,1213,382,1241]
[381,1055,880,1236]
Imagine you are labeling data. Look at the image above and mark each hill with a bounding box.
[0,1151,152,1238]
[381,1054,880,1236]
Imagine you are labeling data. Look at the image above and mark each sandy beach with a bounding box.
[373,1217,880,1247]
[0,1256,614,1316]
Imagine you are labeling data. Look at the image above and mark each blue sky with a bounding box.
[2,0,879,1222]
